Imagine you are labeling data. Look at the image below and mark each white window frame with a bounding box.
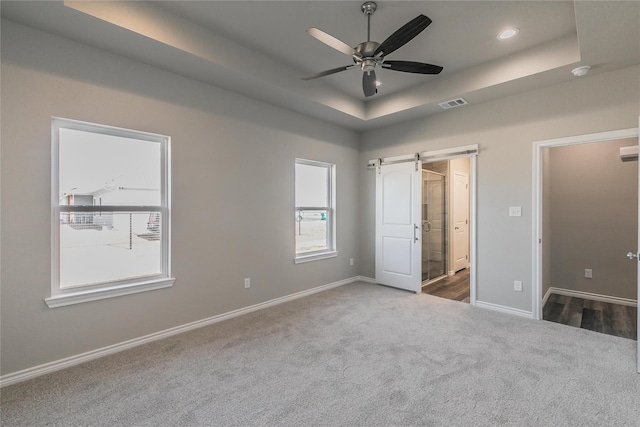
[46,118,174,308]
[294,158,337,263]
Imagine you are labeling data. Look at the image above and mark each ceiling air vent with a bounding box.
[438,97,468,110]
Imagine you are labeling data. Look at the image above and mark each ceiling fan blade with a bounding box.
[307,28,358,57]
[382,61,443,75]
[302,65,356,80]
[362,70,378,97]
[374,15,432,58]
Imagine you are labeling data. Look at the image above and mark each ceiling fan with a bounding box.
[302,1,443,97]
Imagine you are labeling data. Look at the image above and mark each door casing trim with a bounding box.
[532,128,639,320]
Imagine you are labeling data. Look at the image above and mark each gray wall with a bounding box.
[547,139,638,300]
[0,20,360,375]
[2,16,640,378]
[360,64,640,313]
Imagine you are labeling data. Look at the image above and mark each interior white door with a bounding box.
[452,171,469,272]
[376,162,422,293]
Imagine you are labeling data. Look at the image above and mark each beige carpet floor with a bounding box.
[2,281,639,426]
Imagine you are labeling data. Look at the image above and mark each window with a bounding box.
[47,118,173,308]
[294,159,337,263]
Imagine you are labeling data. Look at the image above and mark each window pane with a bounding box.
[295,209,328,254]
[295,163,328,207]
[59,211,161,288]
[59,128,161,206]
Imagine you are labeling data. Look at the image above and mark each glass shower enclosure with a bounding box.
[422,170,447,283]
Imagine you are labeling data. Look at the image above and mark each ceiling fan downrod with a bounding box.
[361,1,377,42]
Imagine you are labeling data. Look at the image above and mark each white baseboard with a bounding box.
[448,267,469,277]
[547,287,637,307]
[475,300,534,319]
[0,276,361,388]
[542,287,553,307]
[355,276,377,284]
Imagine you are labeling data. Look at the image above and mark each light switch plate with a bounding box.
[509,206,522,217]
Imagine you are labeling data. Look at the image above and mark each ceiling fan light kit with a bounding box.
[303,1,443,97]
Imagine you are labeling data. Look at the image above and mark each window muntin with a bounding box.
[51,118,171,301]
[295,159,336,260]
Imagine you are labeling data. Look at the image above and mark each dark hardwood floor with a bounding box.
[422,268,470,303]
[543,293,637,340]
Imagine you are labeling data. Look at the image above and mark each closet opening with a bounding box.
[540,138,637,339]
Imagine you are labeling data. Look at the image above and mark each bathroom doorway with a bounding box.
[422,158,471,302]
[372,144,477,303]
[421,169,447,284]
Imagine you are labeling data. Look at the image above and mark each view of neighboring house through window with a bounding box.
[51,118,172,304]
[294,159,336,262]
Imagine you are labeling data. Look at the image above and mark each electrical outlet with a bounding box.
[509,206,522,217]
[349,258,354,266]
[244,278,250,288]
[585,269,592,279]
[514,280,523,292]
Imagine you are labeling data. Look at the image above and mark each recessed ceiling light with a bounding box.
[497,27,519,40]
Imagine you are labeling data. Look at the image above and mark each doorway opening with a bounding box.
[421,157,471,303]
[421,169,446,284]
[534,126,640,374]
[372,144,477,304]
[539,138,638,339]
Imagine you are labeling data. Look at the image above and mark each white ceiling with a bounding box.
[2,1,639,131]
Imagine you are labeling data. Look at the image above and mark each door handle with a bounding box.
[626,252,639,260]
[414,224,419,243]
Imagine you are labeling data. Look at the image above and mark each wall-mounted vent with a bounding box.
[620,145,638,162]
[438,97,468,110]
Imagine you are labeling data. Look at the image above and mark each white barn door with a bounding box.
[375,162,422,293]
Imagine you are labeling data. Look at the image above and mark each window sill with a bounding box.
[294,251,338,264]
[45,277,175,308]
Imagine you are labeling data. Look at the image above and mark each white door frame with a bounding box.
[370,144,478,305]
[532,127,639,321]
